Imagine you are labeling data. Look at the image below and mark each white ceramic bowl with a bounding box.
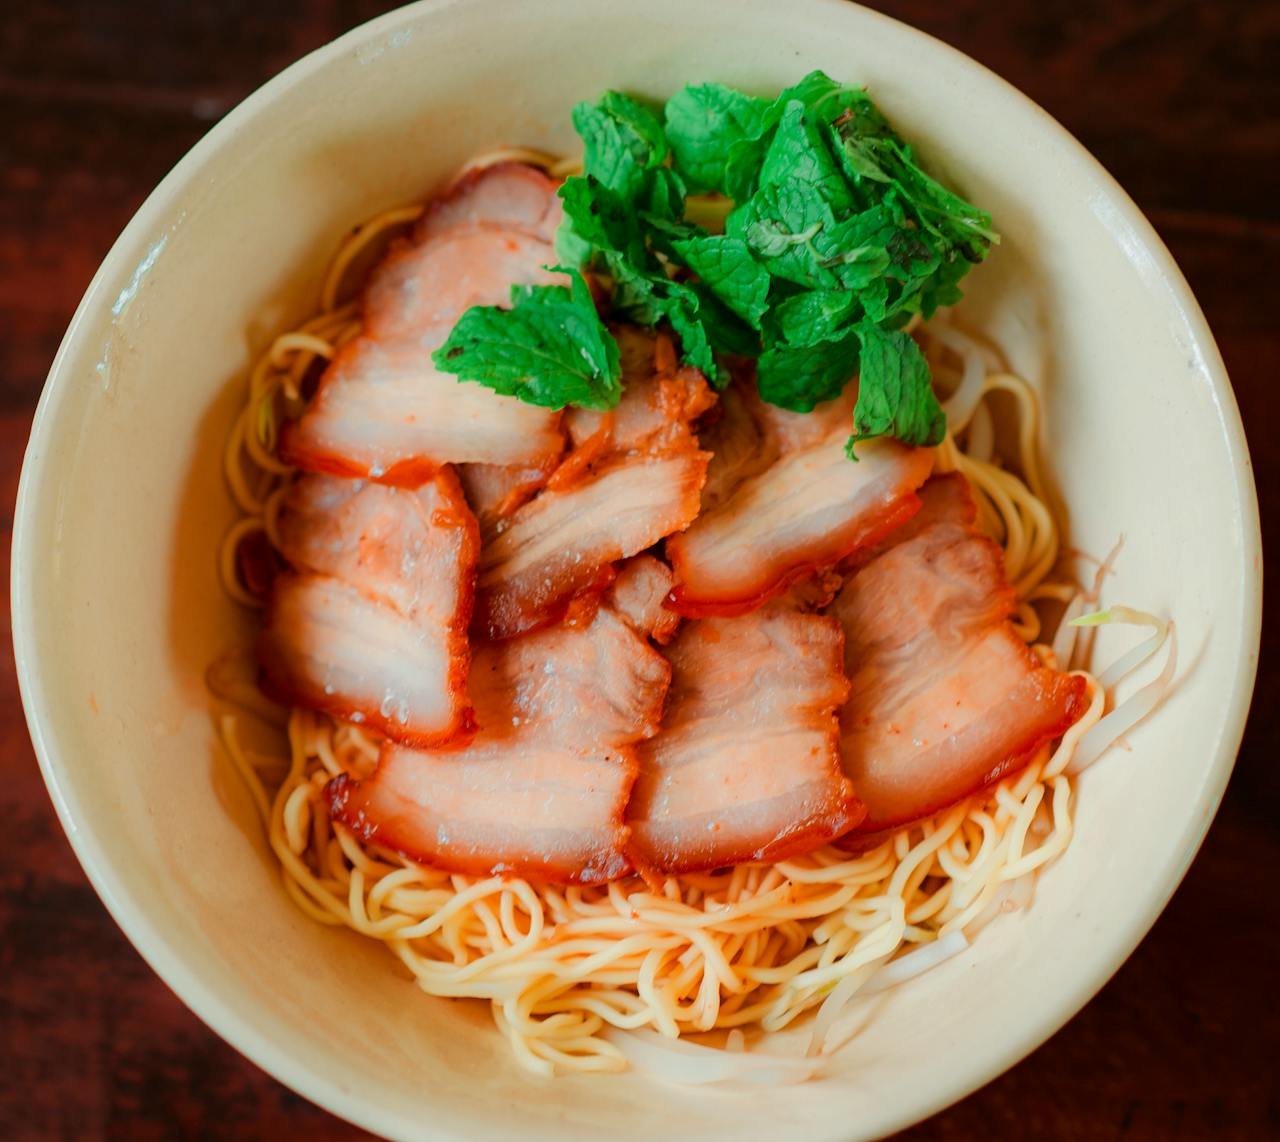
[13,1,1261,1138]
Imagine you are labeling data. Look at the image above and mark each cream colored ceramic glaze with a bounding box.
[12,1,1261,1138]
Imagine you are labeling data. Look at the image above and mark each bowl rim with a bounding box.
[11,0,1262,1137]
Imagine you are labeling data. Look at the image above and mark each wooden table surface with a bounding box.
[2,1,1277,1137]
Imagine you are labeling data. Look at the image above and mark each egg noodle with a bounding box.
[209,151,1154,1079]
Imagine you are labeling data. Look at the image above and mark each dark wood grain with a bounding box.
[2,2,1277,1138]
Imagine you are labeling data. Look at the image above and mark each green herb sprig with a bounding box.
[433,71,998,456]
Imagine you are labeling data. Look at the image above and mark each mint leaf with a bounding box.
[662,289,718,381]
[438,75,994,438]
[774,71,882,125]
[689,283,760,359]
[848,325,945,454]
[885,225,941,284]
[664,83,770,197]
[758,100,855,214]
[732,185,894,291]
[640,167,690,230]
[557,175,647,263]
[833,128,996,262]
[730,182,836,286]
[432,269,621,410]
[770,289,862,346]
[856,275,890,325]
[757,328,859,411]
[553,214,593,271]
[605,253,668,326]
[573,91,668,198]
[917,250,971,317]
[605,255,746,385]
[822,208,898,288]
[672,235,770,327]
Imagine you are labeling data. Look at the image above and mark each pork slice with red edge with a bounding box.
[363,231,560,344]
[259,573,475,746]
[450,331,694,540]
[463,326,713,641]
[413,161,563,245]
[833,473,1088,833]
[261,469,478,746]
[845,467,978,570]
[329,744,639,883]
[627,604,863,876]
[692,374,850,521]
[666,431,935,617]
[747,378,860,454]
[606,554,681,644]
[473,447,709,641]
[280,339,566,483]
[564,327,716,456]
[281,163,566,481]
[696,383,779,512]
[327,607,671,884]
[369,162,564,340]
[275,469,476,623]
[457,459,559,537]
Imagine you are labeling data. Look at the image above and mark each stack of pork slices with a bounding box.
[259,163,1088,886]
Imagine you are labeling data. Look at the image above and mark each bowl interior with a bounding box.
[14,1,1259,1139]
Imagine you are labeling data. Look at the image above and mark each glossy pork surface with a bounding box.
[327,607,670,883]
[282,164,567,481]
[628,604,862,875]
[834,474,1087,831]
[260,470,477,745]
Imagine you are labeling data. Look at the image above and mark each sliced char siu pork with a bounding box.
[327,605,670,885]
[627,603,862,876]
[667,383,934,617]
[606,555,681,645]
[471,329,712,640]
[258,470,477,746]
[833,473,1088,833]
[456,460,558,536]
[281,164,567,483]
